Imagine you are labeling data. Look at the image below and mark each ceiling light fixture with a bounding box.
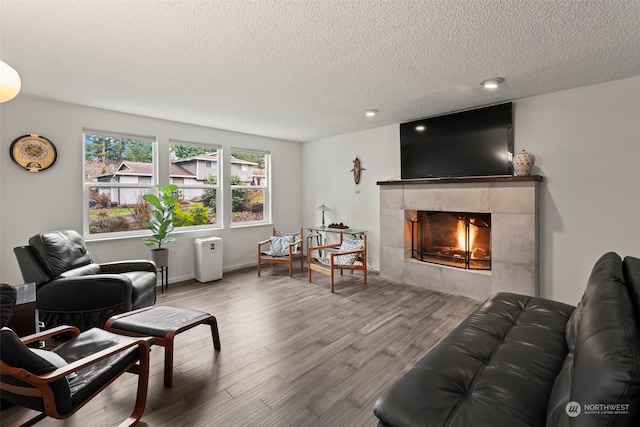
[415,125,426,132]
[0,60,21,103]
[481,78,504,90]
[365,109,378,117]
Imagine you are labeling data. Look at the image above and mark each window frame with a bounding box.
[168,139,222,230]
[82,128,158,240]
[230,148,271,227]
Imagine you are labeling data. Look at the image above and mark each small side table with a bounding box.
[8,283,41,338]
[158,266,168,293]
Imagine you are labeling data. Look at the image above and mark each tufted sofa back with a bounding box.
[546,252,640,426]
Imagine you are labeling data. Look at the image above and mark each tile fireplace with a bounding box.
[378,176,542,301]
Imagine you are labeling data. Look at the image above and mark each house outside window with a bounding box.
[83,130,156,236]
[169,141,220,227]
[231,149,269,225]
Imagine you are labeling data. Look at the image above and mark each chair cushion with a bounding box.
[29,230,93,277]
[317,257,363,267]
[0,327,73,414]
[334,238,364,265]
[53,328,153,409]
[29,348,77,379]
[265,235,295,256]
[57,263,101,278]
[276,231,301,241]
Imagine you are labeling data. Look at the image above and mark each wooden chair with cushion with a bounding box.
[0,283,152,427]
[308,232,367,293]
[257,227,304,277]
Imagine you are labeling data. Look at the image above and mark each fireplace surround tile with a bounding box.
[441,184,491,213]
[404,185,443,211]
[378,176,541,300]
[491,213,537,266]
[380,208,405,249]
[492,262,537,295]
[490,182,536,214]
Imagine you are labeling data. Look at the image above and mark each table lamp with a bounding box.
[318,204,330,227]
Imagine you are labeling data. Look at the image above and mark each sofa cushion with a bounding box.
[373,292,574,427]
[623,256,640,316]
[29,230,93,277]
[547,252,640,427]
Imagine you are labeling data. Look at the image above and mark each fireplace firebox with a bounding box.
[410,211,491,270]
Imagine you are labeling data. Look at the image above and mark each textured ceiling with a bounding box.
[1,1,639,142]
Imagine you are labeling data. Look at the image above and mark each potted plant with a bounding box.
[142,184,179,267]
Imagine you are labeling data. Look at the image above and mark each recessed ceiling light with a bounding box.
[365,109,378,117]
[415,125,426,132]
[481,78,504,89]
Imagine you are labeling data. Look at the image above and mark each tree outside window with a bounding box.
[84,132,155,235]
[169,142,219,227]
[231,150,269,224]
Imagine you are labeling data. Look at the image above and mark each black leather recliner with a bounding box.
[14,230,157,331]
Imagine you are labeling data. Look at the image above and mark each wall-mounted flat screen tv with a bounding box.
[400,102,514,179]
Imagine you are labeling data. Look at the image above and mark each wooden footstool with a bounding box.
[105,306,221,388]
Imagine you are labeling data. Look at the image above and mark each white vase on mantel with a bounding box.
[513,150,535,176]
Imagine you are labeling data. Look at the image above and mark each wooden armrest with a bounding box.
[309,243,341,251]
[20,325,81,345]
[330,249,363,257]
[258,238,271,247]
[33,338,152,383]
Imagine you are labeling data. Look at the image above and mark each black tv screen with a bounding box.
[400,102,514,179]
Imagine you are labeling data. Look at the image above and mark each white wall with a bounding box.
[302,76,640,305]
[0,96,303,285]
[302,125,399,271]
[516,77,640,304]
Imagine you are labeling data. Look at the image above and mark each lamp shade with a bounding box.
[0,61,21,103]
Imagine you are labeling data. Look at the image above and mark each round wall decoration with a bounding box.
[10,134,57,172]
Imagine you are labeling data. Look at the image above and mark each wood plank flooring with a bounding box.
[1,265,479,427]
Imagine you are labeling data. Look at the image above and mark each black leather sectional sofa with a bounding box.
[374,252,640,427]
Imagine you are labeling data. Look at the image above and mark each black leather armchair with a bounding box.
[14,230,157,331]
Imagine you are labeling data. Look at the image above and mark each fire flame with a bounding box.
[456,220,478,254]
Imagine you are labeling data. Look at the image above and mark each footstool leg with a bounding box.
[164,335,175,388]
[207,316,221,351]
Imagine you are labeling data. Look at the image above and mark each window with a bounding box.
[83,130,156,236]
[169,141,220,227]
[231,149,269,224]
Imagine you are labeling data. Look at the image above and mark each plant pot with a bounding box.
[151,248,169,267]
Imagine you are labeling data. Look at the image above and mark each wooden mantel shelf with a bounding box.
[377,175,543,186]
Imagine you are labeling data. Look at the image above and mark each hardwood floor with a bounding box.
[2,265,479,427]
